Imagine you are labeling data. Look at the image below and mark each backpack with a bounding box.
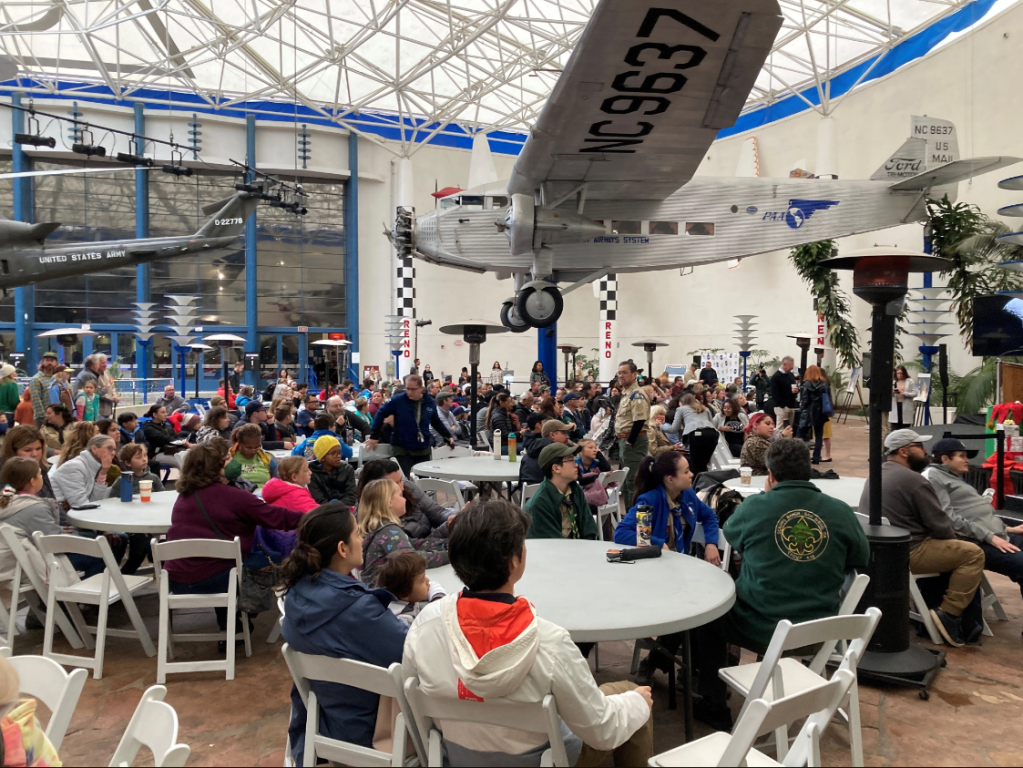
[697,482,746,528]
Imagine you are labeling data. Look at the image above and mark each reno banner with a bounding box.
[598,273,618,385]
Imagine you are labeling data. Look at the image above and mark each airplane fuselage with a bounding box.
[0,233,241,289]
[411,176,956,280]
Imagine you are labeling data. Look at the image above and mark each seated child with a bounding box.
[110,443,165,496]
[225,424,279,490]
[257,456,319,558]
[375,550,446,626]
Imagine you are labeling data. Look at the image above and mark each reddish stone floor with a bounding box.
[32,420,1023,766]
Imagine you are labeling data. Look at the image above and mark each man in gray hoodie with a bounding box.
[924,438,1023,608]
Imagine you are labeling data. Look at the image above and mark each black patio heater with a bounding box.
[440,321,508,448]
[558,345,581,385]
[821,246,949,696]
[632,339,669,382]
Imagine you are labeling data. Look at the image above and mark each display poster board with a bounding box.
[363,365,381,383]
[691,351,741,385]
[846,368,861,395]
[914,374,931,403]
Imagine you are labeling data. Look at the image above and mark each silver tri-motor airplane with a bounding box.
[0,189,259,290]
[391,0,1021,331]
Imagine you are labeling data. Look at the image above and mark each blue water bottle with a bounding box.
[120,477,134,502]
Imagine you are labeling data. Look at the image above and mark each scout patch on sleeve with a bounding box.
[775,510,829,562]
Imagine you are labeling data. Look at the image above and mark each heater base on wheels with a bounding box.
[857,646,946,700]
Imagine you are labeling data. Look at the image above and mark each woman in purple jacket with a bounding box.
[165,438,304,631]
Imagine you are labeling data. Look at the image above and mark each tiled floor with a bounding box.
[35,419,1023,766]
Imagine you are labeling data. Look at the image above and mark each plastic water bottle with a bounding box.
[508,433,517,463]
[636,503,652,547]
[492,429,502,459]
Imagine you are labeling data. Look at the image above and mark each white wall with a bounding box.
[354,0,1023,385]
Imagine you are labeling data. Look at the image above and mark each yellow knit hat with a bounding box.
[313,435,341,461]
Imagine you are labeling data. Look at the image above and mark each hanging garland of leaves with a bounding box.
[788,240,860,369]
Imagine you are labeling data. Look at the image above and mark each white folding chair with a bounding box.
[522,483,541,504]
[5,654,87,751]
[151,537,252,684]
[979,572,1009,637]
[594,468,628,541]
[908,571,944,645]
[415,477,467,509]
[266,594,286,645]
[195,403,207,418]
[33,532,156,680]
[718,605,881,767]
[690,523,732,572]
[404,675,569,767]
[108,685,190,767]
[283,644,426,767]
[0,525,84,651]
[649,669,856,767]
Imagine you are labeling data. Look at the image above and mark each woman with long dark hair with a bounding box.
[485,392,519,451]
[529,360,550,387]
[278,504,408,764]
[39,404,75,452]
[798,365,830,464]
[891,364,917,431]
[0,426,55,500]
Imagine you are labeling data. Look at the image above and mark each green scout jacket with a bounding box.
[723,480,870,644]
[525,478,598,540]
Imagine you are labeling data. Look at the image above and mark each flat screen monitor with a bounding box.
[973,295,1023,357]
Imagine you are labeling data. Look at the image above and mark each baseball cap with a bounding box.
[884,429,931,454]
[245,401,267,417]
[538,442,581,471]
[41,351,59,360]
[451,405,466,416]
[541,419,572,438]
[931,437,979,459]
[563,392,582,403]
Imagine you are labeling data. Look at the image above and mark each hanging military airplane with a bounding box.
[390,0,1021,331]
[0,189,261,290]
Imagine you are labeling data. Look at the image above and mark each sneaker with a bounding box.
[930,609,965,647]
[965,622,984,646]
[693,700,733,731]
[634,657,659,686]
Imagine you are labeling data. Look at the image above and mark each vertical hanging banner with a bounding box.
[598,274,618,385]
[816,312,826,348]
[396,256,415,360]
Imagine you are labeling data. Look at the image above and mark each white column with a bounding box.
[816,116,836,178]
[395,157,416,369]
[598,274,618,386]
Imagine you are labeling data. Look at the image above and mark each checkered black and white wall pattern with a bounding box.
[598,273,617,322]
[598,273,618,384]
[396,256,416,317]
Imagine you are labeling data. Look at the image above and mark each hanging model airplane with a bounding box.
[0,188,260,290]
[390,0,1021,331]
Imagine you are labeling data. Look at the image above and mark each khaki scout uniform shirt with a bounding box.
[616,383,650,438]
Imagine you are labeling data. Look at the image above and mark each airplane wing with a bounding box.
[508,0,782,201]
[888,157,1022,191]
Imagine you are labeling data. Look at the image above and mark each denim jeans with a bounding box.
[169,569,233,629]
[979,532,1023,599]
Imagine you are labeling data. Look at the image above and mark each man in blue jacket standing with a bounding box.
[366,374,454,477]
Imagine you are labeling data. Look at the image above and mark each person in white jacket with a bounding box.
[402,498,653,767]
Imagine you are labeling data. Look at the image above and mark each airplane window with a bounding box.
[490,196,510,209]
[612,220,641,235]
[440,198,458,210]
[460,195,484,210]
[650,221,679,235]
[685,222,715,236]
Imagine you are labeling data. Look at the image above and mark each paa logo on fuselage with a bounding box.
[762,199,840,229]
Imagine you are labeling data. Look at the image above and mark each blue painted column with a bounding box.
[134,103,151,381]
[538,324,558,390]
[345,132,360,381]
[11,93,36,371]
[244,114,258,387]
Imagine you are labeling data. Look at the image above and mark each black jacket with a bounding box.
[143,420,178,455]
[699,368,718,386]
[770,369,798,409]
[519,433,552,485]
[799,381,829,430]
[487,408,518,445]
[308,460,358,506]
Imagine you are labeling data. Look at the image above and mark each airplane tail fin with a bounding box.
[871,116,961,182]
[196,192,259,240]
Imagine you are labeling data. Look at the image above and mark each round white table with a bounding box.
[429,539,735,741]
[412,455,521,483]
[724,476,867,510]
[68,491,177,534]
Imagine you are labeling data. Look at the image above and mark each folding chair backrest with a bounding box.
[721,671,855,768]
[34,532,120,585]
[745,609,881,714]
[282,645,426,766]
[600,468,628,489]
[108,685,191,767]
[7,654,87,751]
[0,524,48,596]
[404,675,569,767]
[522,484,541,504]
[415,478,465,509]
[151,537,242,582]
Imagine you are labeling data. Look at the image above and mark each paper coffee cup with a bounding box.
[740,466,753,486]
[139,480,153,502]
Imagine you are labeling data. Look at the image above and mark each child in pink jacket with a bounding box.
[257,456,319,556]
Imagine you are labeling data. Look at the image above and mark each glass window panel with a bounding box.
[685,222,715,236]
[650,221,679,235]
[612,220,642,235]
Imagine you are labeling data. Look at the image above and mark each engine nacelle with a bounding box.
[504,194,608,255]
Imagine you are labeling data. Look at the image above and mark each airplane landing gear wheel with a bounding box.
[500,300,530,333]
[516,284,563,328]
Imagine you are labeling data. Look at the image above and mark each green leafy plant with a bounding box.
[686,347,724,356]
[788,240,860,369]
[573,350,600,381]
[749,350,781,371]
